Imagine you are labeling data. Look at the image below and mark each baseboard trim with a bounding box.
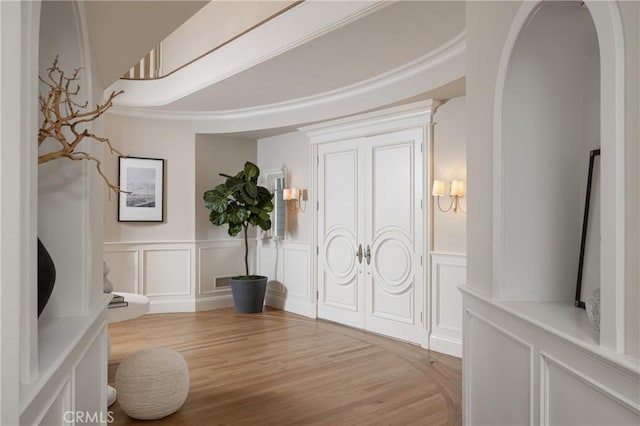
[265,292,316,318]
[148,298,196,313]
[196,294,235,311]
[429,334,462,358]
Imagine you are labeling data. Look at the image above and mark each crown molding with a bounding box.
[106,1,389,108]
[301,99,440,144]
[107,31,465,131]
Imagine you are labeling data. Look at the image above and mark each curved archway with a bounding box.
[492,1,625,351]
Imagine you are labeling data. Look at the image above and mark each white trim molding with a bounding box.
[428,252,466,357]
[257,239,315,318]
[461,287,640,426]
[105,241,196,313]
[104,239,256,313]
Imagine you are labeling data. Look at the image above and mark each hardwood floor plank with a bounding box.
[108,308,461,425]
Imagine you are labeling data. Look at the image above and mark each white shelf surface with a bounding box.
[20,294,111,413]
[460,285,640,373]
[107,292,150,324]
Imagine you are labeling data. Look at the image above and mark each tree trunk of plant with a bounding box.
[243,223,249,276]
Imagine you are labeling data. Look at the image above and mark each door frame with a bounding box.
[301,100,441,347]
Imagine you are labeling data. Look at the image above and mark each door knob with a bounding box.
[365,245,371,265]
[356,244,363,264]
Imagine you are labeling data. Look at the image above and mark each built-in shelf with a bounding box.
[20,294,111,414]
[460,285,639,374]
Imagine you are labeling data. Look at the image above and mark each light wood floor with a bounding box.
[108,308,461,425]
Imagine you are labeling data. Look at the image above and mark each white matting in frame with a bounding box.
[118,157,164,222]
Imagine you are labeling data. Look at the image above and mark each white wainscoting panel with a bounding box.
[143,249,192,296]
[461,287,640,426]
[104,250,139,294]
[466,310,533,426]
[541,353,640,426]
[196,239,256,311]
[429,252,466,357]
[258,239,314,318]
[105,241,196,312]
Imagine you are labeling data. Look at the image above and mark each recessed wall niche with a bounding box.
[499,1,600,302]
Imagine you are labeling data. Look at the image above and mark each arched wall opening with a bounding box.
[500,1,600,302]
[493,0,627,352]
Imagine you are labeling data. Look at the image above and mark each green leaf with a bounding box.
[225,177,245,194]
[257,217,272,231]
[227,203,249,224]
[203,185,230,212]
[209,210,227,226]
[239,189,256,205]
[245,182,258,198]
[228,223,242,237]
[243,162,259,181]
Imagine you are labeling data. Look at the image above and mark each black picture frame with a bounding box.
[575,149,600,308]
[118,156,165,222]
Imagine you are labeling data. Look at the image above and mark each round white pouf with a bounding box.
[116,348,189,420]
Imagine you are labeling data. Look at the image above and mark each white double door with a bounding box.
[317,127,425,344]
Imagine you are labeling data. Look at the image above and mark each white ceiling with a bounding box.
[150,1,466,112]
[84,1,208,88]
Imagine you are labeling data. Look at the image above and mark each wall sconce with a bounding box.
[432,179,466,213]
[282,187,306,212]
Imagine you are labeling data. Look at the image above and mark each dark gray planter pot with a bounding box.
[230,276,268,314]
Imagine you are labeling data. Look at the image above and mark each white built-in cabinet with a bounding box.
[303,101,441,347]
[462,2,639,425]
[0,2,110,425]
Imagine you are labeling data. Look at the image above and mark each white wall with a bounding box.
[103,115,198,311]
[621,0,640,359]
[257,131,311,243]
[256,131,313,317]
[102,116,266,311]
[433,96,466,254]
[466,0,521,298]
[103,115,195,242]
[38,0,104,318]
[195,134,257,241]
[501,2,599,302]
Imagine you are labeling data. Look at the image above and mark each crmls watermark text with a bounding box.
[63,411,115,424]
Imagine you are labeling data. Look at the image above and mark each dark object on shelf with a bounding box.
[37,238,56,317]
[108,301,129,309]
[230,276,268,314]
[575,149,600,309]
[111,294,125,304]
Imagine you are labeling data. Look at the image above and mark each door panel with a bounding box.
[317,139,365,329]
[316,128,424,344]
[365,129,423,344]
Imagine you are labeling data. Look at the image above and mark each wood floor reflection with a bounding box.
[108,308,461,425]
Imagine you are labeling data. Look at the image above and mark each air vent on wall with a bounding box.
[215,276,233,288]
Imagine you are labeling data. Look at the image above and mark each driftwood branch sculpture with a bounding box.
[38,56,125,195]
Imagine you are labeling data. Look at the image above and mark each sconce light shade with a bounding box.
[450,180,465,198]
[282,186,306,212]
[432,178,466,214]
[432,180,445,197]
[290,187,300,200]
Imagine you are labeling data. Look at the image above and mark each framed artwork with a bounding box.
[118,157,165,222]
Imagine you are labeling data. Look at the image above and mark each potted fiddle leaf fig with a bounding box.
[203,162,273,313]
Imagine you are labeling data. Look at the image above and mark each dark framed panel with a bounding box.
[118,157,165,222]
[575,149,600,308]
